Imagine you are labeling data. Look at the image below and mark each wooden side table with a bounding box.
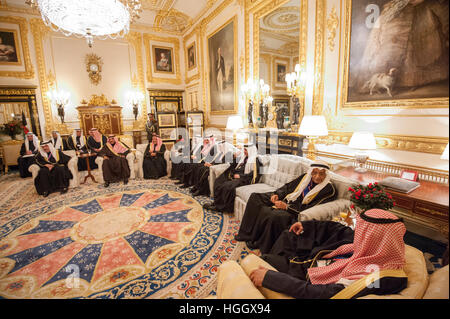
[334,165,449,242]
[78,152,97,184]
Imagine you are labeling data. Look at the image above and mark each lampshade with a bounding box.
[226,115,244,131]
[441,143,449,160]
[348,132,377,150]
[298,116,328,136]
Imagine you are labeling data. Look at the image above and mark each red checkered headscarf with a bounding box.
[308,209,406,285]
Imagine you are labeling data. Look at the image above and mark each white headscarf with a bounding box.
[218,141,238,161]
[284,160,332,204]
[51,131,63,150]
[191,135,203,154]
[25,132,40,152]
[39,141,58,162]
[72,129,86,148]
[236,145,258,175]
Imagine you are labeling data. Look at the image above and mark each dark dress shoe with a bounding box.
[179,184,190,189]
[60,188,68,194]
[234,234,244,242]
[175,181,184,185]
[104,182,110,188]
[42,192,49,198]
[192,190,202,197]
[123,179,129,185]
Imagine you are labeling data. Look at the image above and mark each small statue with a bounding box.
[248,100,254,127]
[292,97,301,126]
[57,103,65,124]
[133,103,139,121]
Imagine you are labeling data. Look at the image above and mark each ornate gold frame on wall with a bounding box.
[0,16,34,79]
[340,0,449,110]
[206,15,238,116]
[144,34,182,85]
[245,0,308,121]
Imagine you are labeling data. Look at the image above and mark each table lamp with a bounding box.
[298,115,328,160]
[441,143,449,160]
[348,131,377,173]
[227,115,244,145]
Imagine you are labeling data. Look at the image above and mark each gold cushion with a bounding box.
[423,265,449,299]
[217,260,265,299]
[240,254,294,299]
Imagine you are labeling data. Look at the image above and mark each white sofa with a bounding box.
[135,143,172,179]
[209,154,357,222]
[29,150,80,189]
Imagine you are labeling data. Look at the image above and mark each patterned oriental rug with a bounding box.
[0,174,250,299]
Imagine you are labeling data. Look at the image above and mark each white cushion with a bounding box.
[235,183,277,203]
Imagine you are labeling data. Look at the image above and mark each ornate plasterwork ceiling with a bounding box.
[2,0,216,35]
[259,0,300,56]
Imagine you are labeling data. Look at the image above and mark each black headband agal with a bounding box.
[360,211,404,224]
[311,163,330,170]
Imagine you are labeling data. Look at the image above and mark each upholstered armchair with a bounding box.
[29,150,79,188]
[1,140,23,174]
[135,143,171,179]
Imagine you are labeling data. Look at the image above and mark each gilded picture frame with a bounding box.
[273,59,289,86]
[159,127,177,141]
[0,16,34,79]
[341,0,449,110]
[157,113,176,127]
[153,45,174,74]
[187,42,196,71]
[207,16,238,115]
[0,29,21,65]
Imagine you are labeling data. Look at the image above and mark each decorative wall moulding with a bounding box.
[317,131,449,156]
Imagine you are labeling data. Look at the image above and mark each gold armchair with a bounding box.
[0,140,23,174]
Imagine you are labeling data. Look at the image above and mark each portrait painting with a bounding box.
[276,63,287,84]
[0,29,20,65]
[345,0,449,105]
[153,46,174,74]
[207,17,237,114]
[187,43,196,70]
[187,112,203,126]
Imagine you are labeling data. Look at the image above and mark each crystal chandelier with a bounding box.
[25,0,142,47]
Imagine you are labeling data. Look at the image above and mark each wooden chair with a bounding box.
[0,140,23,174]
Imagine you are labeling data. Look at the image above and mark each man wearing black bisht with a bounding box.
[67,129,94,172]
[174,135,203,185]
[97,135,131,187]
[86,128,107,169]
[179,135,217,188]
[142,134,167,179]
[235,160,337,254]
[18,132,39,178]
[34,141,73,197]
[169,135,190,180]
[190,141,236,197]
[203,144,261,214]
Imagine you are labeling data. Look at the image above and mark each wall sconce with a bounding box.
[47,89,70,124]
[126,90,144,121]
[286,64,307,127]
[298,115,328,160]
[348,131,377,173]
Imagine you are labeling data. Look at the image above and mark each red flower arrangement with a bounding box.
[1,120,23,139]
[348,182,395,212]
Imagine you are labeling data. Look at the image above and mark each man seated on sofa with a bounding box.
[18,132,40,178]
[248,209,408,299]
[235,160,337,254]
[34,141,73,197]
[97,134,131,187]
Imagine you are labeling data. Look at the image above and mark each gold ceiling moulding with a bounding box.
[317,131,449,155]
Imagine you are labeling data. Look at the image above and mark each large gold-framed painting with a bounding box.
[207,16,237,115]
[0,29,20,65]
[342,0,449,109]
